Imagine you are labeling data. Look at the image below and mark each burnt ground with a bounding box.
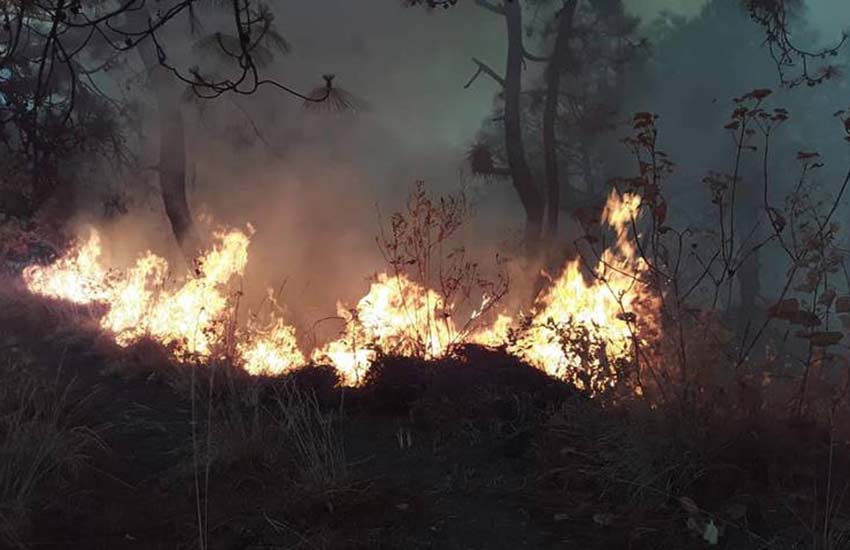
[1,280,849,550]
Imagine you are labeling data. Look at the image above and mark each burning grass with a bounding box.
[2,288,850,548]
[19,184,662,397]
[6,98,850,547]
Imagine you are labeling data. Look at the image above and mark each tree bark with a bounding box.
[132,12,201,260]
[503,0,545,254]
[542,0,578,241]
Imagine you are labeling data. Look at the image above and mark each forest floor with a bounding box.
[1,279,849,550]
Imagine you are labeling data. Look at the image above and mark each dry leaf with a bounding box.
[768,299,799,319]
[788,310,822,327]
[819,289,837,307]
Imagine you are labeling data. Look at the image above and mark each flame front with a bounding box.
[311,273,456,385]
[511,192,659,392]
[21,190,660,392]
[238,316,306,376]
[23,227,303,373]
[22,231,112,304]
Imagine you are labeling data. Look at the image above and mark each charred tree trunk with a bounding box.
[542,0,578,241]
[132,12,201,260]
[503,0,545,254]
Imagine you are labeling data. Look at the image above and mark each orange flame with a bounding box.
[238,315,306,376]
[511,192,658,392]
[22,230,112,304]
[23,227,304,373]
[22,190,659,392]
[311,273,456,385]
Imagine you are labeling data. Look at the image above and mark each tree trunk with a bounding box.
[736,170,761,336]
[503,0,544,254]
[133,12,201,260]
[543,0,578,242]
[737,249,760,329]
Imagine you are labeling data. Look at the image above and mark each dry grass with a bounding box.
[0,358,102,547]
[185,370,348,549]
[534,381,850,550]
[272,382,348,491]
[201,377,346,490]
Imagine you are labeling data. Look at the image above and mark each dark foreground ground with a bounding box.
[1,282,849,550]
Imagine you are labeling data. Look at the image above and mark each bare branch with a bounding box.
[464,57,505,89]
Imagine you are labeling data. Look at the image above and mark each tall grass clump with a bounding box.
[0,360,101,547]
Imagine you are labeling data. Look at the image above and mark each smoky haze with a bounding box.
[92,0,849,339]
[161,0,514,335]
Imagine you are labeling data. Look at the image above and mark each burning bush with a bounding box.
[312,182,511,384]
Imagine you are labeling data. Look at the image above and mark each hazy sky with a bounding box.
[267,0,849,161]
[194,0,850,218]
[274,0,504,152]
[628,0,850,39]
[626,0,706,17]
[799,0,850,41]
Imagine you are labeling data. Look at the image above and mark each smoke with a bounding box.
[68,1,514,337]
[625,0,707,18]
[626,0,850,41]
[71,0,848,341]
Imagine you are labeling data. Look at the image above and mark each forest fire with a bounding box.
[24,228,250,358]
[21,190,659,391]
[311,272,456,385]
[22,226,305,374]
[511,192,659,392]
[6,0,849,544]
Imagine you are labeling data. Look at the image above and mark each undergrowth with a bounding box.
[0,354,102,548]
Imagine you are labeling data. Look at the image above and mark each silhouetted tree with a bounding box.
[0,0,334,257]
[407,0,847,87]
[467,1,643,248]
[540,0,579,240]
[465,0,545,254]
